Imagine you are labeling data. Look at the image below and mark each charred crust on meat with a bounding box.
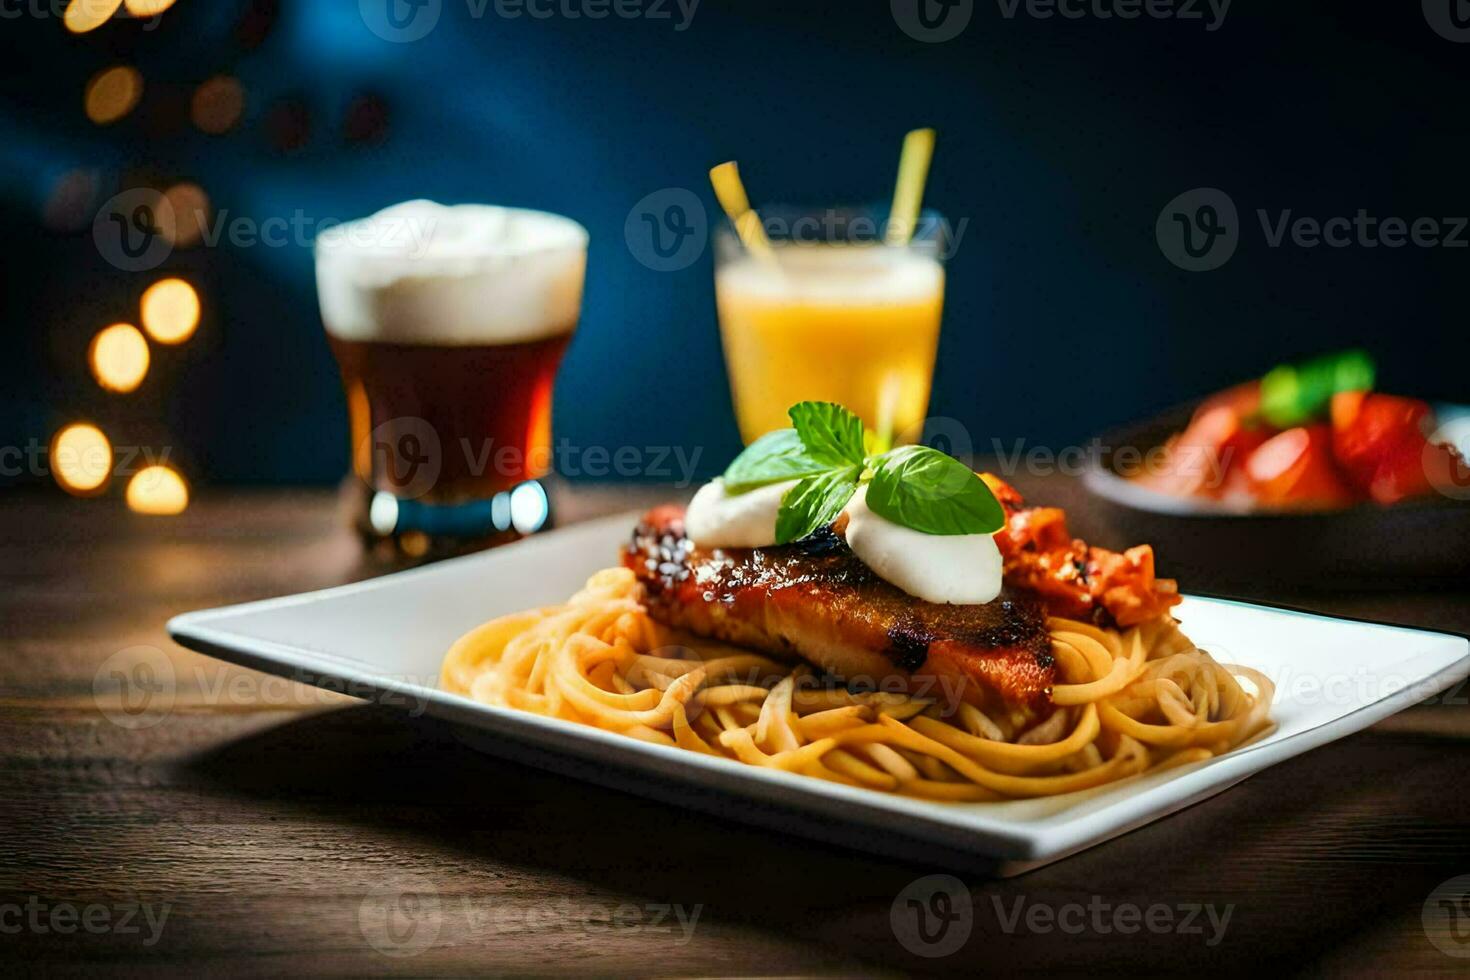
[622,506,1057,710]
[885,613,933,672]
[794,524,845,556]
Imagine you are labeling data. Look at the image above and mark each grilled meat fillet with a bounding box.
[622,505,1056,713]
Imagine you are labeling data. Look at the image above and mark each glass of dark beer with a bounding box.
[315,201,587,555]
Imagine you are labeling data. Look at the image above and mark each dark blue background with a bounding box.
[3,0,1464,485]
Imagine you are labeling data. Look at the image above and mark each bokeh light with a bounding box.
[123,0,179,14]
[140,278,201,344]
[64,0,123,34]
[51,424,112,495]
[126,466,189,516]
[161,183,210,247]
[84,66,143,125]
[510,481,551,534]
[191,76,245,135]
[89,323,151,394]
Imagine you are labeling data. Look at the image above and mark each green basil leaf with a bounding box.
[788,401,867,467]
[775,466,862,544]
[1260,349,1376,427]
[723,429,832,493]
[866,445,1004,536]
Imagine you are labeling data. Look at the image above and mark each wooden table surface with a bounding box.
[4,475,1470,976]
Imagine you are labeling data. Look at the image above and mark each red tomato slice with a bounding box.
[1246,424,1356,509]
[1139,406,1240,498]
[1331,392,1431,492]
[1209,423,1273,503]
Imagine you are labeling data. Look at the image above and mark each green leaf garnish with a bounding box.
[721,401,1005,544]
[774,466,862,544]
[788,401,867,467]
[1259,349,1375,427]
[723,429,831,493]
[865,445,1005,536]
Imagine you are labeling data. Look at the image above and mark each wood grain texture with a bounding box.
[3,477,1469,976]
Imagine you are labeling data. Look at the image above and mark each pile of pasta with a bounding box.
[441,568,1276,801]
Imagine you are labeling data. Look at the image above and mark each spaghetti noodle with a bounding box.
[441,568,1275,801]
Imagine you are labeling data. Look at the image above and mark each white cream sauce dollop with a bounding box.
[842,485,1003,605]
[683,478,796,550]
[683,478,1003,606]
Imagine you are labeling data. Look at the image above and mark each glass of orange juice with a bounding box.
[714,206,948,445]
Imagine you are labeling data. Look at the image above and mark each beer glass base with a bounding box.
[341,478,555,560]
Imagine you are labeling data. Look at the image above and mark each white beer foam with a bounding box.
[716,244,943,305]
[316,201,588,345]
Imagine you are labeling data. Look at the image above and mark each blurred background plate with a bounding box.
[1082,403,1470,593]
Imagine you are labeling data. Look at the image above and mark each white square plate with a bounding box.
[168,513,1470,875]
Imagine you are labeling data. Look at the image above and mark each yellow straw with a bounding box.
[885,127,936,247]
[709,161,776,262]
